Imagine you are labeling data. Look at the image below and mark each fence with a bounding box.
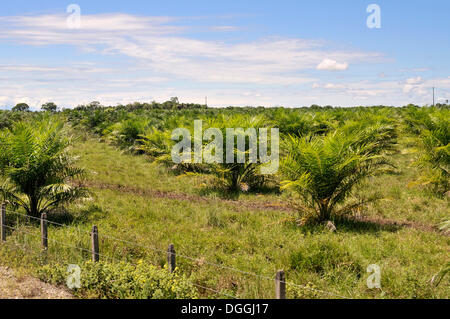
[0,202,348,299]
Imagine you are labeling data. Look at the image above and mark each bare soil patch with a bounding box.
[0,266,72,299]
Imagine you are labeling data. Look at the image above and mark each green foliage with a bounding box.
[0,111,27,130]
[12,103,30,112]
[431,220,450,287]
[271,109,331,137]
[1,131,448,299]
[138,127,174,162]
[38,260,198,299]
[286,282,323,299]
[431,260,450,287]
[409,109,449,193]
[0,118,89,217]
[200,114,273,192]
[290,239,363,275]
[41,102,58,112]
[103,116,150,149]
[280,122,395,222]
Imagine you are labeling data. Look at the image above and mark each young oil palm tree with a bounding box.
[280,123,394,222]
[431,220,450,286]
[414,112,449,194]
[0,119,89,217]
[137,127,174,163]
[202,114,272,192]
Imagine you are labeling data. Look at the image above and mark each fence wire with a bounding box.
[2,208,349,299]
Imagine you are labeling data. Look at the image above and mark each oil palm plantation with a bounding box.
[0,119,88,217]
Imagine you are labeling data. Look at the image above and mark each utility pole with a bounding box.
[205,96,208,107]
[432,87,435,106]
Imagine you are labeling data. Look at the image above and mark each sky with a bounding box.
[0,0,449,109]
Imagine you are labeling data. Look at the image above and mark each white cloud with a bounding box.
[2,13,445,107]
[403,84,414,93]
[0,13,378,87]
[316,58,349,71]
[312,83,346,89]
[405,76,423,85]
[324,83,346,89]
[399,67,430,73]
[403,76,425,94]
[303,76,450,106]
[210,26,239,32]
[0,75,448,108]
[0,14,180,34]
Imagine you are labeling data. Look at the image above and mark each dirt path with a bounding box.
[84,180,292,212]
[0,266,72,299]
[84,181,443,235]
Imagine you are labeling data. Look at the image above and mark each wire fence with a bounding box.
[1,205,350,299]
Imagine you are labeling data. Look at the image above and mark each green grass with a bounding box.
[72,137,200,194]
[1,137,449,299]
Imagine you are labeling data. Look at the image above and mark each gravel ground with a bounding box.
[0,266,73,299]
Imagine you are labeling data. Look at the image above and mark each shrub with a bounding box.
[413,112,449,193]
[201,114,273,192]
[103,117,150,149]
[38,260,198,299]
[0,118,89,217]
[137,127,174,164]
[280,122,395,222]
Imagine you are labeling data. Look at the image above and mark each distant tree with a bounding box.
[12,103,30,112]
[161,97,180,109]
[41,102,58,112]
[89,101,101,108]
[435,103,449,109]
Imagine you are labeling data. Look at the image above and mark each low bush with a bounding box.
[38,260,198,299]
[280,122,394,222]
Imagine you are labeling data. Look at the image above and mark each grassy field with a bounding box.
[1,133,448,299]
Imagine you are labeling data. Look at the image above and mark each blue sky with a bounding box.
[0,0,449,109]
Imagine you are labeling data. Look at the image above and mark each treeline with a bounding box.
[2,98,208,114]
[3,99,448,115]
